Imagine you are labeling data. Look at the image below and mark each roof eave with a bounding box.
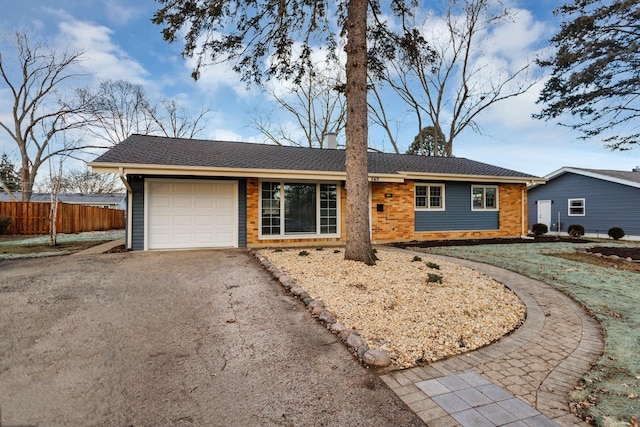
[88,162,404,182]
[400,171,546,185]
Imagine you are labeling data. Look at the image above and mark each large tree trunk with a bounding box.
[343,0,376,265]
[20,165,32,202]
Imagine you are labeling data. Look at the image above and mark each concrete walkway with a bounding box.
[71,237,125,255]
[380,252,604,427]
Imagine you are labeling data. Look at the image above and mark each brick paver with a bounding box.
[380,251,604,427]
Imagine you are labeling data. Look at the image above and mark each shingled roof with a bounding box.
[90,134,541,181]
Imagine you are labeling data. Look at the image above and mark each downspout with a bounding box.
[119,167,133,250]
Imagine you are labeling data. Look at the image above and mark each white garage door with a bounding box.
[146,180,238,249]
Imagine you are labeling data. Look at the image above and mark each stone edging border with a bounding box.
[251,249,392,368]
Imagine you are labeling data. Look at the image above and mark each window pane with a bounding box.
[430,186,441,208]
[320,184,338,234]
[569,199,584,215]
[285,183,316,234]
[485,188,496,208]
[472,187,484,208]
[261,182,280,235]
[415,186,427,207]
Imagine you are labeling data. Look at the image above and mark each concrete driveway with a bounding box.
[0,250,423,426]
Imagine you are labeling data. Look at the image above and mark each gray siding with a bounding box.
[528,173,640,236]
[415,182,499,232]
[129,176,145,250]
[238,179,247,247]
[128,176,247,250]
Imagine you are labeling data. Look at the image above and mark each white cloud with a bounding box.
[56,19,149,84]
[103,0,142,25]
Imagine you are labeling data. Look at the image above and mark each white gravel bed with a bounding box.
[263,247,526,368]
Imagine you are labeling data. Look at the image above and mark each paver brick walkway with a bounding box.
[380,252,604,427]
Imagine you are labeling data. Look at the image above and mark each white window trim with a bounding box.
[567,198,586,216]
[258,180,341,240]
[414,183,446,211]
[471,185,499,211]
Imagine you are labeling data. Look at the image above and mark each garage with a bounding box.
[145,179,238,249]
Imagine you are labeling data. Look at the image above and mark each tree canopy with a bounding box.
[535,0,640,150]
[0,154,21,193]
[406,126,446,156]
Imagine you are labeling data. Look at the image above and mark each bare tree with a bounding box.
[77,80,153,146]
[0,31,95,201]
[147,99,210,139]
[253,63,346,148]
[371,0,539,157]
[79,79,211,143]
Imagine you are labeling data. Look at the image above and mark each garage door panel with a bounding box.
[147,180,237,249]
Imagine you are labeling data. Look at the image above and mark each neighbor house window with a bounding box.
[568,198,585,216]
[415,184,445,210]
[472,186,498,210]
[260,181,339,237]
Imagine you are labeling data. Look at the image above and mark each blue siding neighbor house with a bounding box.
[527,167,640,239]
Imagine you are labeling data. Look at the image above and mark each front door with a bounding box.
[537,200,551,228]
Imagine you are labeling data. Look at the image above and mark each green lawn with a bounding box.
[419,242,639,427]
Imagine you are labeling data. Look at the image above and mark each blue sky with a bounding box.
[0,0,638,179]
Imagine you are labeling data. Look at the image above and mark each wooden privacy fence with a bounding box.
[0,202,125,235]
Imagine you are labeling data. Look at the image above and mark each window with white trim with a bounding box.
[472,186,498,210]
[260,181,339,238]
[568,198,585,216]
[415,184,445,210]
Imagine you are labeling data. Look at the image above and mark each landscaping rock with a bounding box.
[357,345,369,359]
[309,303,325,316]
[346,333,365,349]
[331,322,347,334]
[318,310,336,325]
[290,287,304,296]
[339,328,355,341]
[302,297,314,306]
[363,350,391,367]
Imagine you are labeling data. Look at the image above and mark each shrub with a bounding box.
[426,273,443,284]
[298,250,309,257]
[412,255,422,262]
[333,249,341,254]
[531,223,548,236]
[427,262,440,270]
[0,215,11,234]
[608,227,625,240]
[567,224,585,237]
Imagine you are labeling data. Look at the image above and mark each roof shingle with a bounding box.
[91,134,539,179]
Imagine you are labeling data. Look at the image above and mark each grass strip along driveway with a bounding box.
[415,241,639,426]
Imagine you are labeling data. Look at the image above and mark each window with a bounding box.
[260,181,339,237]
[472,186,498,210]
[568,198,585,216]
[415,184,445,210]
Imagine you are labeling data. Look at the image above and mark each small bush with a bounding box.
[298,250,309,257]
[333,249,341,254]
[531,223,548,236]
[412,255,422,262]
[608,227,625,240]
[567,224,585,237]
[427,262,440,270]
[0,215,11,234]
[274,248,283,252]
[426,273,443,284]
[315,247,324,251]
